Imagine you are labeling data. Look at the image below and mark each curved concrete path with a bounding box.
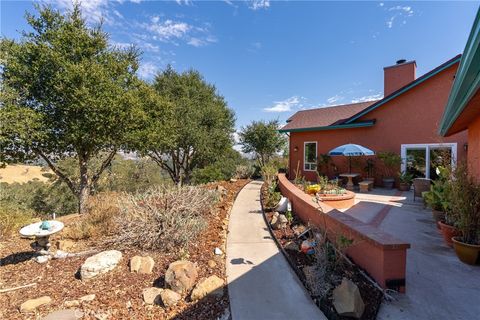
[226,180,326,320]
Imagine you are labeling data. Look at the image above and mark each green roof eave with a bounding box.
[278,120,375,133]
[344,55,462,124]
[439,9,480,136]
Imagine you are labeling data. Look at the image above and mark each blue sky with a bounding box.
[1,0,479,131]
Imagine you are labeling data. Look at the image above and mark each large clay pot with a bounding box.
[438,221,460,248]
[398,182,411,191]
[382,178,395,189]
[452,237,480,265]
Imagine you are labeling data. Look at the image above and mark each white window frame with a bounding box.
[304,141,317,171]
[400,143,457,179]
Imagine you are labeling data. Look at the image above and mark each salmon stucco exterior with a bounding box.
[281,56,469,183]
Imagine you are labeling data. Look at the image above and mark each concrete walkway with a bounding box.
[226,180,326,320]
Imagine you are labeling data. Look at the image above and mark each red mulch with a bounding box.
[261,184,383,320]
[0,179,250,320]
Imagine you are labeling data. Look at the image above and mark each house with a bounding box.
[439,9,480,180]
[280,55,469,183]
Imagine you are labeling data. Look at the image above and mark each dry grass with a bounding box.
[0,204,37,240]
[62,193,120,240]
[0,164,52,184]
[108,185,219,251]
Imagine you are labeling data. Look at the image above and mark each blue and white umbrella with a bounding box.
[328,143,375,173]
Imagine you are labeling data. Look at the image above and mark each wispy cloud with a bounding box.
[250,0,270,10]
[350,93,383,103]
[247,41,262,53]
[385,5,414,28]
[137,61,159,80]
[326,95,344,104]
[264,96,304,112]
[175,0,192,5]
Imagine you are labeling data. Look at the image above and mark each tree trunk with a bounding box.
[78,157,90,214]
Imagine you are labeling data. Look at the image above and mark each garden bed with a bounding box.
[261,183,383,320]
[0,179,250,320]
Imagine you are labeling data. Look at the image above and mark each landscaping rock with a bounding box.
[35,255,51,264]
[190,275,224,301]
[165,260,198,294]
[80,294,96,302]
[207,260,217,268]
[214,247,223,255]
[64,300,80,308]
[160,289,181,307]
[80,250,122,280]
[42,309,83,320]
[130,256,155,274]
[271,212,288,230]
[332,278,365,319]
[20,296,52,312]
[142,287,163,305]
[216,185,227,197]
[56,239,75,251]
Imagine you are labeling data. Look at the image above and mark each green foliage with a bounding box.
[424,166,450,213]
[316,154,332,177]
[136,66,235,185]
[285,209,293,223]
[0,4,144,212]
[261,163,278,186]
[377,151,402,178]
[265,191,281,209]
[444,165,480,245]
[234,164,255,179]
[364,158,376,179]
[239,120,287,167]
[398,171,414,184]
[192,149,246,184]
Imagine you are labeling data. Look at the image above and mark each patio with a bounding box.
[343,188,480,320]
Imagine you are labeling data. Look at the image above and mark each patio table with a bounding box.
[339,173,360,190]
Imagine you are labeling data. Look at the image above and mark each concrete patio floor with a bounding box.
[343,188,480,320]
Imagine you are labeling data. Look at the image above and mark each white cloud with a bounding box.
[147,18,191,41]
[350,93,383,103]
[379,2,384,7]
[137,61,158,80]
[326,95,344,104]
[250,0,270,10]
[385,5,414,28]
[45,0,110,24]
[176,0,192,5]
[264,96,304,112]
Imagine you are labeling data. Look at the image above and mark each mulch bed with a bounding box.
[0,179,250,320]
[261,184,383,320]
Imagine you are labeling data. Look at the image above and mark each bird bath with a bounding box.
[19,220,64,257]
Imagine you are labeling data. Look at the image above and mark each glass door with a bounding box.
[429,147,452,180]
[406,148,426,178]
[401,143,457,180]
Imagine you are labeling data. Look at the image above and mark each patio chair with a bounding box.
[412,178,432,202]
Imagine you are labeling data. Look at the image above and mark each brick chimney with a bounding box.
[384,59,417,96]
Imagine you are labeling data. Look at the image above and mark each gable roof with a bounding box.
[279,55,462,133]
[279,101,377,133]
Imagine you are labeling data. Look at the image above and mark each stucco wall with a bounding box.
[288,63,468,182]
[468,115,480,180]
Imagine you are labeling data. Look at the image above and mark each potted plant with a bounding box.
[448,165,480,265]
[377,151,402,189]
[398,171,413,191]
[364,158,375,183]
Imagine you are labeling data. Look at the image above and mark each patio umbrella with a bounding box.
[328,143,375,173]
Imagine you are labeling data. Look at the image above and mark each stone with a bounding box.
[80,294,96,302]
[64,300,80,308]
[142,287,163,305]
[165,260,198,294]
[56,239,76,251]
[130,255,155,274]
[35,255,51,264]
[20,296,52,312]
[80,250,122,280]
[332,278,365,319]
[271,212,288,230]
[216,185,227,196]
[42,309,84,320]
[207,260,217,268]
[190,275,224,301]
[160,289,181,307]
[130,256,142,272]
[214,247,223,255]
[229,178,237,183]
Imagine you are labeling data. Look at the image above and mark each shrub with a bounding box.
[0,203,36,240]
[110,185,219,251]
[377,151,402,178]
[235,164,255,179]
[192,165,226,184]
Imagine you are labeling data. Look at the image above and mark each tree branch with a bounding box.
[91,149,117,185]
[33,149,77,194]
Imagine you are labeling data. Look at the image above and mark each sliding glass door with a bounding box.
[401,143,456,180]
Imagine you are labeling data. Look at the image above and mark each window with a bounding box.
[401,143,457,179]
[304,142,317,171]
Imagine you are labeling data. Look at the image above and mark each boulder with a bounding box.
[130,256,155,274]
[190,275,224,301]
[80,250,122,280]
[142,287,163,305]
[165,260,198,294]
[20,296,52,312]
[332,278,365,319]
[42,309,83,320]
[160,289,181,307]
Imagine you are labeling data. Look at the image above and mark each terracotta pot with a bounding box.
[432,210,445,229]
[452,237,480,265]
[398,182,411,191]
[438,221,460,247]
